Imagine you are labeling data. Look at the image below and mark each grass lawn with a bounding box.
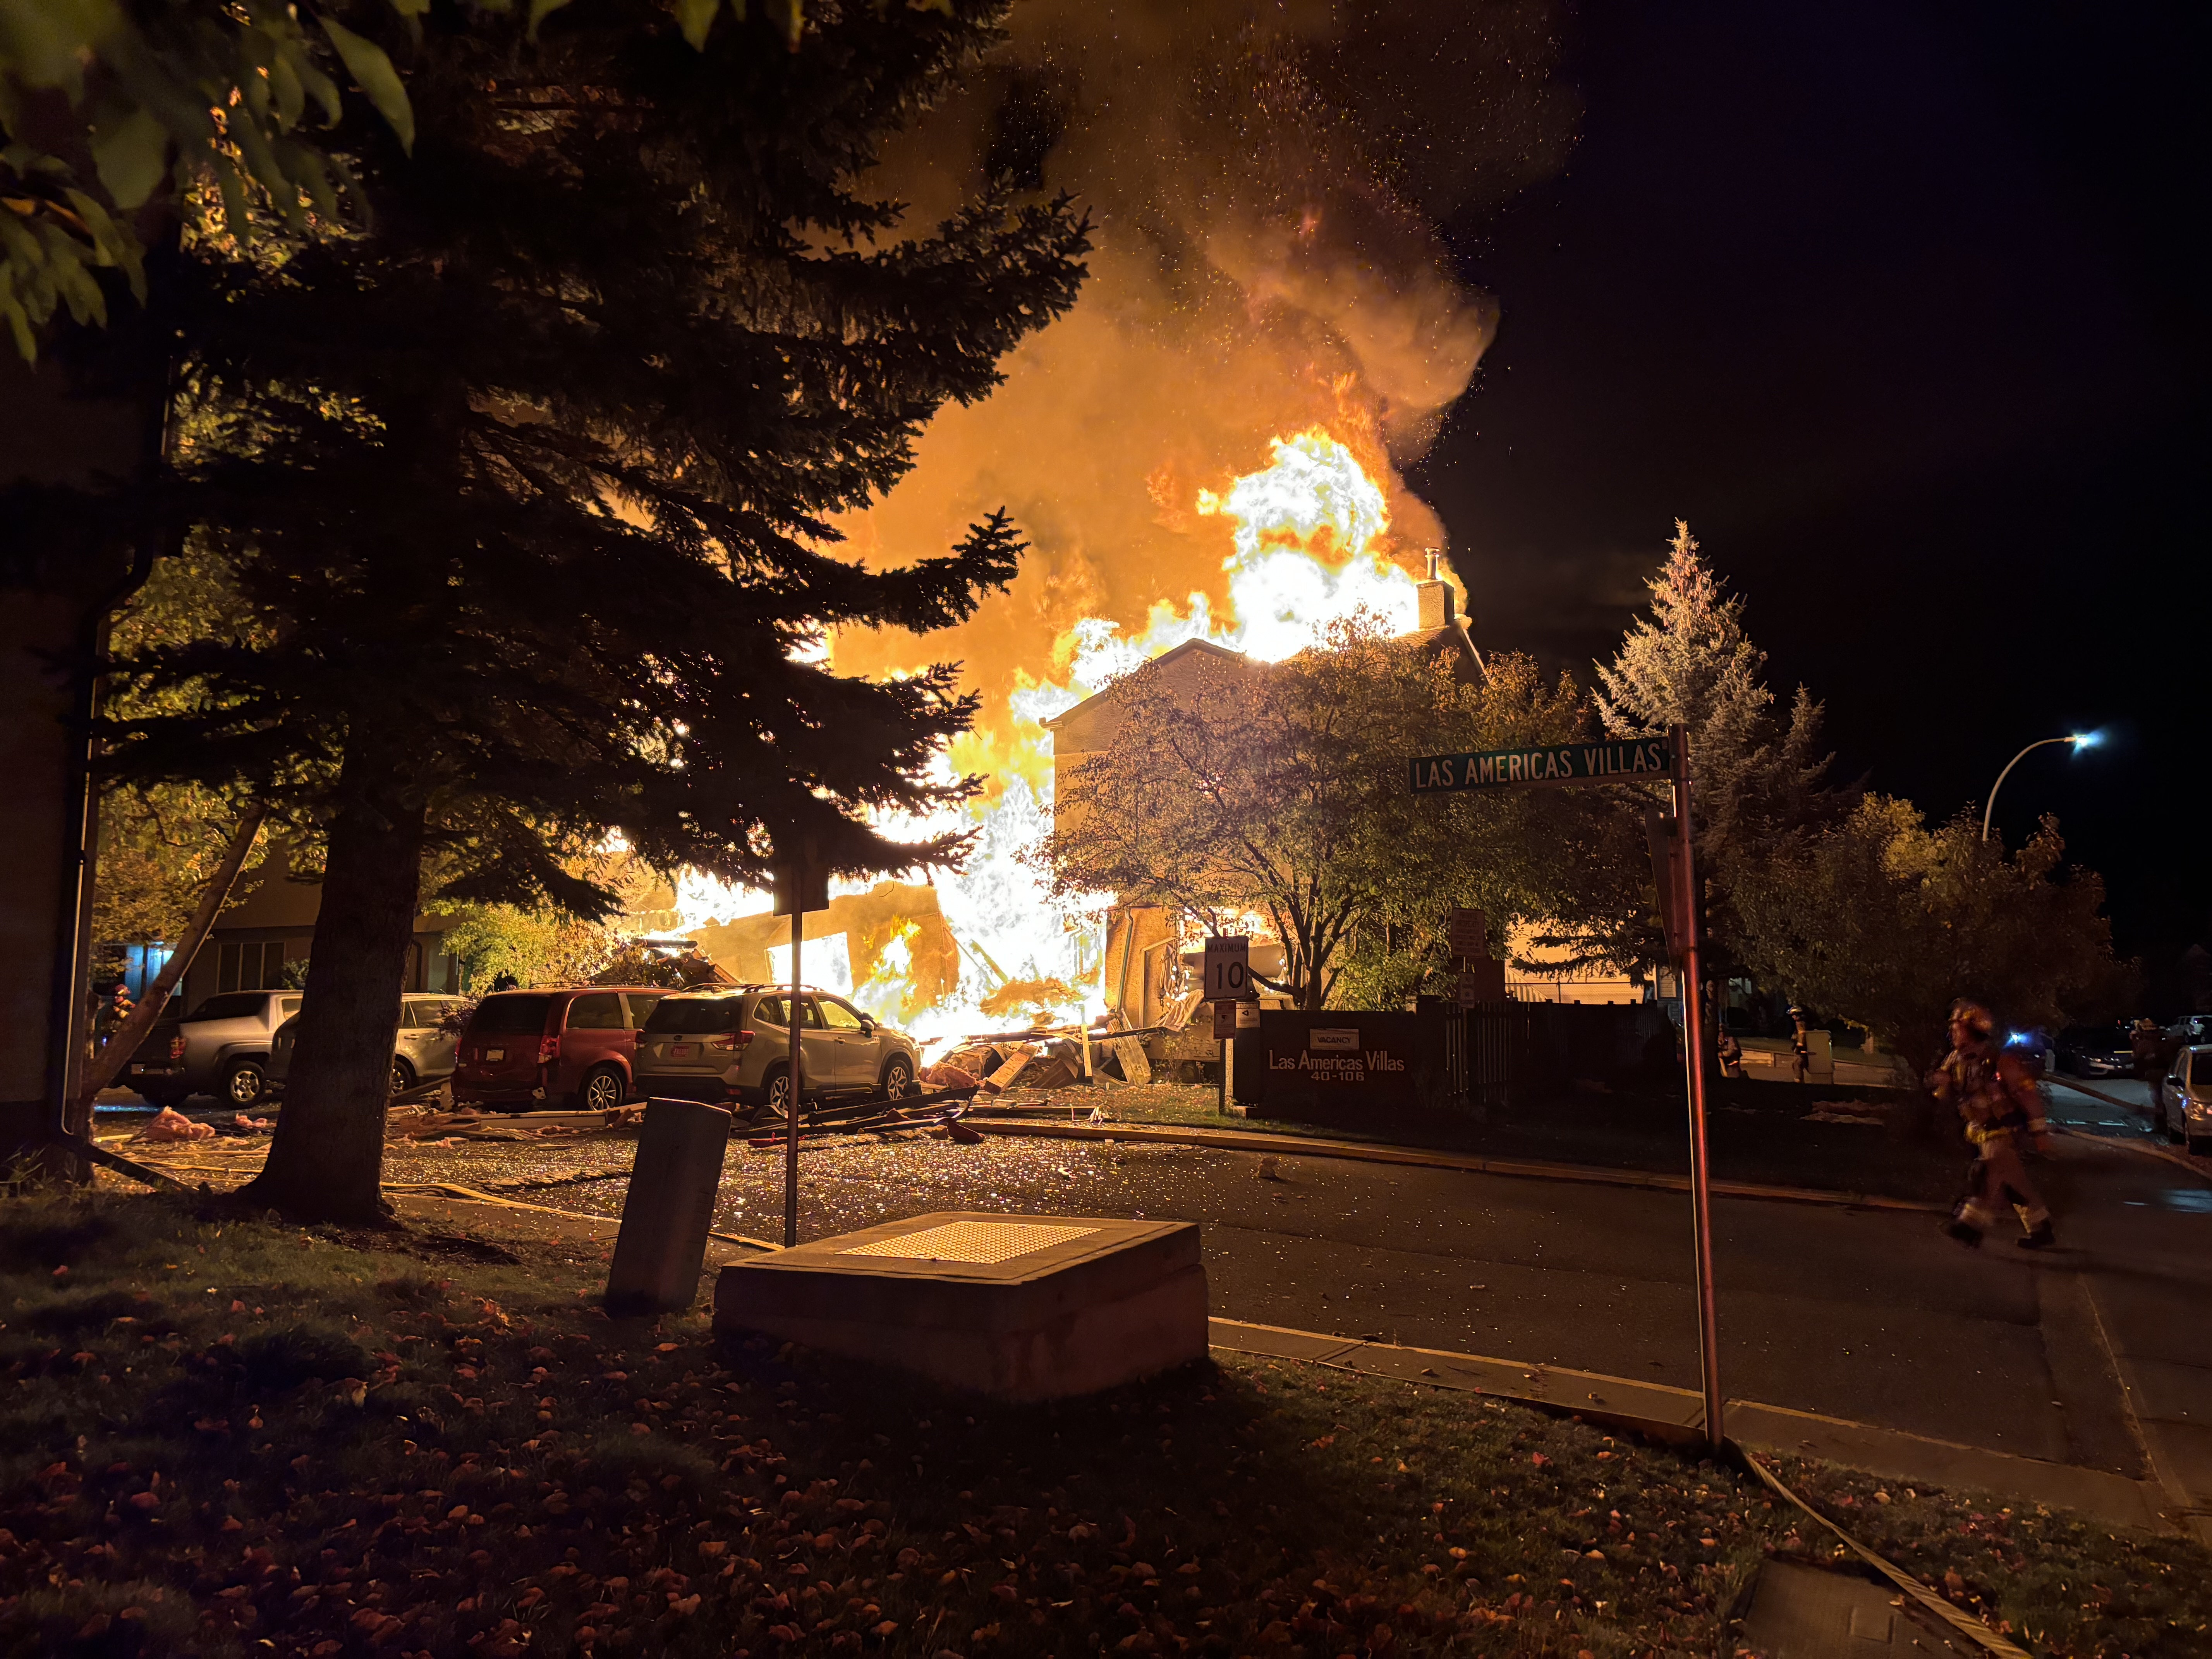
[3,1191,2206,1658]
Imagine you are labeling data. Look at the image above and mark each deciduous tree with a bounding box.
[1041,621,1601,1010]
[1730,797,2137,1070]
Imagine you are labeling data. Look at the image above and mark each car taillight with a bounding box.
[168,1035,186,1061]
[537,1036,560,1064]
[708,1031,754,1053]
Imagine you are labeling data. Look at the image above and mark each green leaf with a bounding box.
[318,17,415,154]
[525,0,574,39]
[280,38,345,127]
[269,46,306,131]
[89,106,168,209]
[673,0,719,49]
[0,279,36,363]
[64,188,147,302]
[386,0,432,17]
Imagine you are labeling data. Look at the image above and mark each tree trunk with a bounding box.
[239,746,424,1222]
[73,804,267,1116]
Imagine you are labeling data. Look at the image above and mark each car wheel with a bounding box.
[2190,1134,2211,1158]
[880,1054,915,1100]
[579,1066,627,1113]
[758,1065,811,1127]
[223,1059,268,1108]
[388,1057,416,1099]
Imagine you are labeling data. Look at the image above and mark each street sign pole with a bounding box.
[1668,723,1724,1447]
[787,905,802,1247]
[773,855,830,1249]
[1204,936,1250,1117]
[1405,723,1722,1447]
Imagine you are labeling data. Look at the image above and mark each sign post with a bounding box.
[772,854,830,1248]
[1406,723,1723,1446]
[1204,936,1250,1115]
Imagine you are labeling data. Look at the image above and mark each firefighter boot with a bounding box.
[2017,1221,2057,1250]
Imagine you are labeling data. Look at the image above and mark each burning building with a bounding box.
[649,4,1582,1043]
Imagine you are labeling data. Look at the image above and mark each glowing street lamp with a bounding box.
[1981,730,2102,842]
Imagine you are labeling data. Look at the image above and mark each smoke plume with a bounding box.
[829,0,1578,789]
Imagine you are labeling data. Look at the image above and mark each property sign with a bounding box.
[1447,907,1488,962]
[1407,738,1674,794]
[1202,935,1251,1001]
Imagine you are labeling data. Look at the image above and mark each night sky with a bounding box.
[1415,0,2210,1009]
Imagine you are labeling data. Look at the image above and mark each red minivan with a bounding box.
[451,987,670,1112]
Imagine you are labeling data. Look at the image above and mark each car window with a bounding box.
[467,994,555,1035]
[623,992,666,1029]
[185,993,268,1022]
[642,996,747,1035]
[565,992,624,1031]
[280,997,302,1019]
[817,998,866,1031]
[2192,1050,2212,1085]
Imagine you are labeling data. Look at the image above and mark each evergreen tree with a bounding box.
[101,0,1089,1220]
[1592,521,1851,962]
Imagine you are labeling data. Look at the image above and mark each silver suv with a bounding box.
[157,989,302,1108]
[269,994,469,1101]
[634,986,919,1118]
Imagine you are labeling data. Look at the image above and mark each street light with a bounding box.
[1981,731,2102,842]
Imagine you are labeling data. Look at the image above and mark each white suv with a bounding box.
[2159,1044,2212,1155]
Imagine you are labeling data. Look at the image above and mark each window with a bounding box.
[467,995,555,1036]
[817,998,866,1031]
[642,996,747,1035]
[748,996,819,1029]
[565,993,624,1030]
[186,992,268,1023]
[216,940,287,993]
[280,998,302,1020]
[623,992,666,1029]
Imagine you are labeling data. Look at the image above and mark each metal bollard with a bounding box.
[606,1099,733,1314]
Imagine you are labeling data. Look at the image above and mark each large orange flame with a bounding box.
[672,428,1421,1047]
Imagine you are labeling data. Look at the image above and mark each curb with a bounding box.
[2044,1080,2212,1183]
[1206,1316,2174,1535]
[968,1119,1948,1213]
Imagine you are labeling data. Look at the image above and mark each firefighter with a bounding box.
[2131,1017,2167,1101]
[1717,1026,1746,1079]
[1929,998,2056,1249]
[1788,1005,1812,1084]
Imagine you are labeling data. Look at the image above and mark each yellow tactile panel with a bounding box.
[836,1220,1099,1265]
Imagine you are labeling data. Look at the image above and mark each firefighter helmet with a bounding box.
[1948,999,1996,1037]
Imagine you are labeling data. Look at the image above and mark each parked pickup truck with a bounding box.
[121,989,302,1109]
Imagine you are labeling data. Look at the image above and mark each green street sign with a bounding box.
[1407,738,1675,793]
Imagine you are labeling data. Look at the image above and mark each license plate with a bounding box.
[670,1044,692,1059]
[485,1048,505,1061]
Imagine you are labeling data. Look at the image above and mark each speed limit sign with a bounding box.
[1203,936,1250,1001]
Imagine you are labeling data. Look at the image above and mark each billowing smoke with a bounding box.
[828,0,1579,792]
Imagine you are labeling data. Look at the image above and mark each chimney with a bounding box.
[1417,548,1457,631]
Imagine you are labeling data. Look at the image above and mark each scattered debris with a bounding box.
[131,1108,215,1144]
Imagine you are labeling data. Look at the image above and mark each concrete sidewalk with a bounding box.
[1207,1316,2175,1534]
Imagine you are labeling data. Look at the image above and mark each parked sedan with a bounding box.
[2055,1025,2133,1077]
[2158,1044,2212,1154]
[268,994,470,1100]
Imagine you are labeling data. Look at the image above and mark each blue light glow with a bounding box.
[2070,730,2106,749]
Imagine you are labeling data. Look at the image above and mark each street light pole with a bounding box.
[1981,733,2097,842]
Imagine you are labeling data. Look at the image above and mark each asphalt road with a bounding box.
[106,1071,2212,1499]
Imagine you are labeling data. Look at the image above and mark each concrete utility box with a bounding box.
[713,1211,1207,1401]
[606,1099,732,1314]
